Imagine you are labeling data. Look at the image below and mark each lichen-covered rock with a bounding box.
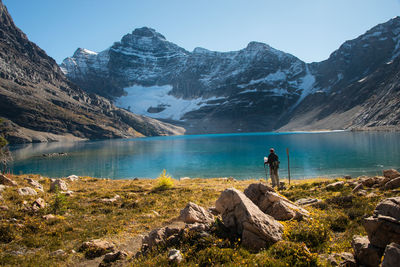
[66,175,79,181]
[17,187,37,196]
[364,197,400,249]
[244,183,309,220]
[384,177,400,190]
[101,250,128,264]
[179,202,214,224]
[352,235,383,267]
[382,242,400,267]
[79,239,115,259]
[295,198,321,207]
[383,169,400,179]
[141,226,183,251]
[50,179,68,192]
[32,198,46,211]
[25,178,44,192]
[100,195,121,203]
[352,183,364,193]
[215,188,283,251]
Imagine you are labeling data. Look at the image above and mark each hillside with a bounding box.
[0,1,184,144]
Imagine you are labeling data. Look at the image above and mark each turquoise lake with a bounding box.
[8,131,400,180]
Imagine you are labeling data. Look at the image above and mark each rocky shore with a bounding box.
[0,170,399,266]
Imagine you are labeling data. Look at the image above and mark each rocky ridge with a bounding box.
[61,17,400,133]
[0,1,184,144]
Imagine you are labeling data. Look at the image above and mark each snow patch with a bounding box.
[237,70,287,88]
[115,85,224,120]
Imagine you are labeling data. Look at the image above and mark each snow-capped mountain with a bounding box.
[61,17,400,133]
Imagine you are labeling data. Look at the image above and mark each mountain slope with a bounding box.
[61,18,400,133]
[0,1,184,143]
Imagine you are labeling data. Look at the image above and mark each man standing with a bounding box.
[266,148,279,188]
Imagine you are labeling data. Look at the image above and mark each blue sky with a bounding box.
[3,0,400,63]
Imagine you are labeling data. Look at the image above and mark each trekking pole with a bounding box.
[286,148,291,185]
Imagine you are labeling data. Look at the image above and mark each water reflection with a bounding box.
[9,131,400,179]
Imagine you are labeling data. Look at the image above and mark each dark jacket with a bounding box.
[266,152,279,167]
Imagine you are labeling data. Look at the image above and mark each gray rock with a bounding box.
[0,205,8,211]
[102,250,128,263]
[215,188,283,251]
[364,197,400,249]
[168,249,183,264]
[0,174,17,186]
[32,198,46,211]
[179,202,214,224]
[142,226,183,251]
[295,198,322,207]
[79,239,115,259]
[382,242,400,267]
[179,177,190,181]
[43,214,57,220]
[50,179,68,192]
[352,235,382,267]
[385,177,400,190]
[244,183,309,220]
[17,187,37,196]
[352,183,364,193]
[383,169,400,179]
[25,178,44,192]
[326,181,345,191]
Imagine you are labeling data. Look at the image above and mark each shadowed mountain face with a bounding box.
[0,1,184,144]
[62,17,400,133]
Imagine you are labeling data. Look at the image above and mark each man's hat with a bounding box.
[270,148,275,152]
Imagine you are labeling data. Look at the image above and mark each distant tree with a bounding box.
[0,119,12,174]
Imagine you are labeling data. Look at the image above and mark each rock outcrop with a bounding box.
[179,202,214,224]
[215,188,283,250]
[244,183,309,220]
[364,197,400,249]
[382,242,400,267]
[352,235,382,267]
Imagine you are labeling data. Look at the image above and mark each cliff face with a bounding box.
[0,1,184,143]
[61,17,400,133]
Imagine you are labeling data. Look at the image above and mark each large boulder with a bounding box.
[352,235,383,267]
[384,177,400,190]
[244,183,309,220]
[0,174,17,186]
[50,179,68,192]
[32,198,46,211]
[179,202,214,224]
[364,197,400,249]
[215,188,283,251]
[382,242,400,267]
[383,169,400,179]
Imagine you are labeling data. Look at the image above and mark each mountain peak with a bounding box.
[73,48,98,57]
[131,27,166,40]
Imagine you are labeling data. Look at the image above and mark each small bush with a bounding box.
[268,241,319,267]
[0,223,17,243]
[284,211,332,251]
[154,170,174,191]
[50,190,68,215]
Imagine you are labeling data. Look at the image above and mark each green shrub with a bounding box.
[284,212,332,251]
[154,169,174,191]
[50,190,68,215]
[268,241,319,267]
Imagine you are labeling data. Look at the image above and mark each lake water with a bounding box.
[8,131,400,180]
